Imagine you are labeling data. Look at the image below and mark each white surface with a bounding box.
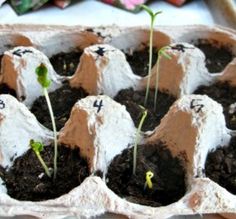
[0,0,214,26]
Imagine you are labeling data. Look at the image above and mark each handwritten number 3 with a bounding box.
[0,99,5,109]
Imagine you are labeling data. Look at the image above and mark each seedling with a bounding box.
[133,105,148,175]
[154,46,172,111]
[144,170,154,190]
[35,63,58,179]
[30,139,52,178]
[140,4,162,107]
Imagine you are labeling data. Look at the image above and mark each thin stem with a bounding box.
[35,151,51,177]
[144,19,154,107]
[133,109,148,175]
[154,53,161,111]
[43,88,57,180]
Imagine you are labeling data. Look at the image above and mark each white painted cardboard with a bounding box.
[70,44,141,97]
[0,25,235,219]
[0,46,63,107]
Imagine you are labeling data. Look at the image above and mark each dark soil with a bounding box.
[194,40,233,73]
[205,136,236,195]
[50,50,83,76]
[194,82,236,130]
[0,83,17,97]
[125,47,158,77]
[0,144,89,201]
[31,82,88,130]
[106,142,186,207]
[115,88,176,132]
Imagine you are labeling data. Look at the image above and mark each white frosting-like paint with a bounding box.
[0,94,53,168]
[146,43,213,98]
[147,94,231,183]
[70,44,141,97]
[59,95,136,174]
[0,46,63,107]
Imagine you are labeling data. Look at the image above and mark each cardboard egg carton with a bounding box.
[0,24,236,219]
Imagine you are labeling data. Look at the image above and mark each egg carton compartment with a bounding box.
[0,25,236,219]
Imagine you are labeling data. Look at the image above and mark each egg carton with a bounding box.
[0,24,236,219]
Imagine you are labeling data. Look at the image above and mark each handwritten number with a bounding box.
[0,99,5,109]
[93,100,103,113]
[190,99,204,113]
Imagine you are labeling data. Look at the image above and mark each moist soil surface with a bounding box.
[106,142,186,207]
[194,41,233,73]
[31,82,88,130]
[205,136,236,195]
[194,82,236,130]
[0,144,89,201]
[115,88,176,132]
[125,47,158,77]
[0,83,17,97]
[49,50,83,76]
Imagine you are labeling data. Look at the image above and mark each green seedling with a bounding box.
[144,170,154,190]
[154,46,172,111]
[35,63,58,179]
[140,4,162,107]
[30,139,52,178]
[133,105,148,175]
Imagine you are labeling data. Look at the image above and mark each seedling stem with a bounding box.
[36,63,58,180]
[30,140,51,178]
[154,46,171,111]
[133,105,148,175]
[141,4,162,106]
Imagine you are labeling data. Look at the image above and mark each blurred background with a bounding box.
[0,0,235,28]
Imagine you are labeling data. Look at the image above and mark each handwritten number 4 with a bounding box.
[93,100,103,113]
[190,99,204,113]
[0,99,5,109]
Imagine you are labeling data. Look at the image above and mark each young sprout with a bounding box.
[35,63,58,180]
[133,105,148,175]
[144,170,154,190]
[140,4,162,106]
[154,46,172,111]
[30,139,52,178]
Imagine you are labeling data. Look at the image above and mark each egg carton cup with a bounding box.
[0,24,236,219]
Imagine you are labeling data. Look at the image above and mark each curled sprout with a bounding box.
[133,105,148,175]
[154,46,172,111]
[140,4,162,107]
[30,139,52,178]
[36,63,58,180]
[144,170,154,190]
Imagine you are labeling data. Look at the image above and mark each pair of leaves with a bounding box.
[35,63,51,88]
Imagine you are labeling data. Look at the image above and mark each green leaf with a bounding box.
[140,4,154,17]
[159,47,172,60]
[140,4,162,21]
[30,139,44,153]
[35,63,51,88]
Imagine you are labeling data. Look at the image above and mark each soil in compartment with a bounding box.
[205,136,236,195]
[31,82,88,130]
[194,40,233,73]
[106,142,186,207]
[0,83,17,97]
[50,50,83,76]
[0,144,89,201]
[194,82,236,130]
[115,88,176,132]
[125,47,158,77]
